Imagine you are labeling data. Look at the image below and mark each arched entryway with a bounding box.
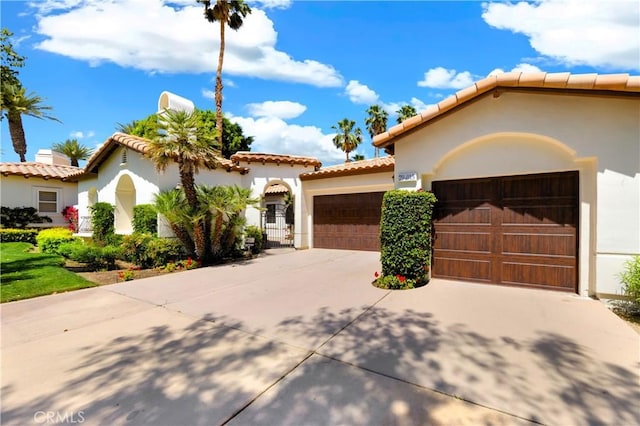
[115,174,136,234]
[262,182,294,248]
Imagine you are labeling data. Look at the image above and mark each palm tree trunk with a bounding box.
[178,165,210,261]
[70,158,79,167]
[212,211,224,257]
[171,224,196,257]
[7,112,27,162]
[215,19,225,148]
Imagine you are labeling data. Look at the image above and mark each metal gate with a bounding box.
[261,204,294,248]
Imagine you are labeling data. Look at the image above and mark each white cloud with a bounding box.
[246,100,306,119]
[409,97,429,112]
[229,114,344,165]
[417,67,476,89]
[250,0,292,9]
[345,80,379,105]
[488,63,543,76]
[202,89,215,101]
[69,130,95,139]
[482,0,639,70]
[32,0,343,87]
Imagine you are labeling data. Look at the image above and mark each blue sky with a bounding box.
[1,0,638,166]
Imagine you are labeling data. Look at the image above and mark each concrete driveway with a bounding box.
[2,249,638,425]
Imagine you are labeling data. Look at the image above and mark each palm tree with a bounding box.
[198,0,252,148]
[331,118,363,163]
[154,189,196,256]
[146,108,219,261]
[52,138,94,167]
[396,105,417,124]
[365,104,388,158]
[2,85,60,162]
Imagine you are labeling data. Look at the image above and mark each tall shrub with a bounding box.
[133,204,157,235]
[379,190,437,286]
[89,202,114,245]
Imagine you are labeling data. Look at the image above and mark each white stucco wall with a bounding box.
[301,171,395,249]
[1,175,78,227]
[393,91,640,296]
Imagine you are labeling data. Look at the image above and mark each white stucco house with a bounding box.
[372,72,639,298]
[0,149,82,228]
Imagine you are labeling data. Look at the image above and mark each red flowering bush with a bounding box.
[62,206,79,232]
[373,273,415,290]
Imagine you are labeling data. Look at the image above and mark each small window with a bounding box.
[266,204,276,223]
[38,190,58,213]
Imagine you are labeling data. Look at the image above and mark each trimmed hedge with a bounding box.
[57,241,120,271]
[36,228,79,254]
[379,189,437,287]
[121,233,184,268]
[133,204,158,235]
[0,228,39,244]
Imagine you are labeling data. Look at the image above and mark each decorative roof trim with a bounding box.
[230,152,322,170]
[373,72,640,147]
[300,156,394,181]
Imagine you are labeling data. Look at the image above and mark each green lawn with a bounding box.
[1,242,96,303]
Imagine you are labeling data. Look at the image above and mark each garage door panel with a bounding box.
[435,206,493,225]
[503,205,576,226]
[436,231,492,253]
[501,262,575,290]
[433,171,578,292]
[502,233,576,257]
[433,256,492,282]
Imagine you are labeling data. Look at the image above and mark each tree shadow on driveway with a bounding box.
[1,305,638,425]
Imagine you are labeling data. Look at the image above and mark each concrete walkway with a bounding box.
[2,249,638,425]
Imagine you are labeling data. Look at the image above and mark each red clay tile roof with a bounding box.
[84,133,249,174]
[231,152,322,169]
[374,72,640,147]
[299,156,394,181]
[0,162,83,181]
[264,183,290,194]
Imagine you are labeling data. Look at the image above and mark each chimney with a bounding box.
[35,149,71,166]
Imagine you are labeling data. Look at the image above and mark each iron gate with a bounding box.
[261,204,294,248]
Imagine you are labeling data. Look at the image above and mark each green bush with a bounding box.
[57,240,120,271]
[620,256,640,305]
[133,204,158,235]
[145,238,183,268]
[36,228,79,254]
[379,189,437,286]
[121,233,183,268]
[90,202,115,245]
[1,206,52,228]
[0,228,39,244]
[244,225,263,254]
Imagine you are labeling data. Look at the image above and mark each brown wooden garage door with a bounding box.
[313,192,385,251]
[432,171,578,291]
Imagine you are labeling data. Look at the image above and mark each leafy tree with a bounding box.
[3,85,60,162]
[331,118,363,163]
[146,108,219,261]
[1,28,25,95]
[116,114,160,140]
[198,0,252,147]
[52,138,94,167]
[365,104,388,158]
[396,105,417,124]
[353,154,365,161]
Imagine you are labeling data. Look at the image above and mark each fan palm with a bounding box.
[331,118,363,163]
[146,108,219,261]
[396,105,417,124]
[365,104,388,158]
[52,138,94,167]
[198,0,252,147]
[153,189,196,256]
[2,84,60,162]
